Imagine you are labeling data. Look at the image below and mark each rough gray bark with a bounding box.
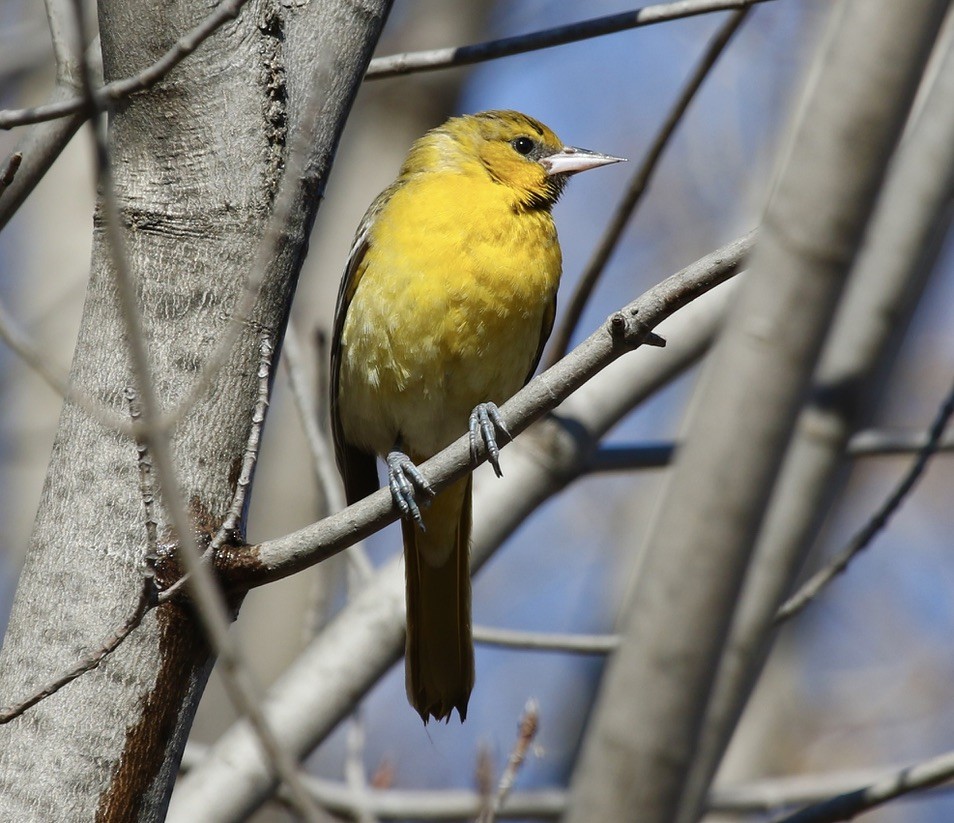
[0,1,390,820]
[678,25,954,821]
[563,1,950,822]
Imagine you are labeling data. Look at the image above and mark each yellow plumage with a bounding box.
[331,110,622,722]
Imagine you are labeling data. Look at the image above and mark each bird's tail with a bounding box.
[403,475,475,723]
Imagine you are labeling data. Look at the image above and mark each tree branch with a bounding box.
[365,0,770,80]
[545,5,752,366]
[0,0,251,130]
[480,701,541,823]
[473,626,619,655]
[222,232,754,590]
[772,750,954,823]
[0,578,154,725]
[775,374,954,623]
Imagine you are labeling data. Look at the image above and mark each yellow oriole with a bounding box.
[331,110,623,722]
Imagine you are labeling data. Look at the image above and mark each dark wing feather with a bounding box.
[525,294,557,384]
[330,188,397,506]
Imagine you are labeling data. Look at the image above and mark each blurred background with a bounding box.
[2,1,953,820]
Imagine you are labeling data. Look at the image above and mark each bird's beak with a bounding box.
[540,146,626,176]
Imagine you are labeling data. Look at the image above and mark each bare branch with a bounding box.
[545,5,752,366]
[474,626,618,655]
[775,375,954,623]
[583,429,954,474]
[772,750,954,823]
[0,579,154,725]
[0,0,251,130]
[481,701,541,823]
[216,333,274,543]
[44,0,84,79]
[848,428,954,456]
[178,741,954,821]
[231,233,754,589]
[366,0,770,80]
[283,321,345,515]
[283,321,373,583]
[344,712,380,823]
[0,293,71,397]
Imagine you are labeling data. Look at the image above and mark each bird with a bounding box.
[331,110,623,723]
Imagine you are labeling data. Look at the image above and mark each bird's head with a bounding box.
[402,110,625,210]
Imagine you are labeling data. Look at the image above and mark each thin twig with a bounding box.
[0,0,250,130]
[216,333,274,546]
[178,739,954,820]
[0,579,154,724]
[479,701,541,823]
[775,375,954,624]
[156,333,274,602]
[582,429,954,474]
[545,5,753,366]
[284,322,366,640]
[284,321,344,515]
[771,749,954,823]
[847,428,954,456]
[0,383,170,726]
[0,295,71,396]
[283,321,373,582]
[476,745,495,823]
[0,57,90,229]
[473,626,618,655]
[366,0,770,79]
[45,0,84,80]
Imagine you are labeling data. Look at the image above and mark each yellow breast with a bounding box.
[339,169,561,458]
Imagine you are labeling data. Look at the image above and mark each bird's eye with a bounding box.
[512,136,535,156]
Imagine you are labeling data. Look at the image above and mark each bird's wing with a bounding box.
[330,187,396,506]
[525,294,557,384]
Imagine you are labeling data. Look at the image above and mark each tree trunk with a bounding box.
[0,1,391,820]
[563,1,949,821]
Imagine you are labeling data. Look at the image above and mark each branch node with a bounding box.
[0,151,22,192]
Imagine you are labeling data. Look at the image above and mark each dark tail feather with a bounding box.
[403,475,474,723]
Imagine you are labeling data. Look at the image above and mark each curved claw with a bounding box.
[469,402,511,478]
[387,450,433,528]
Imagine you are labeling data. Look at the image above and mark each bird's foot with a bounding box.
[469,402,511,478]
[386,450,433,528]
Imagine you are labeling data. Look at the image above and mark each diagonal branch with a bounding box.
[775,374,954,623]
[772,750,954,823]
[545,5,752,366]
[366,0,770,80]
[0,578,154,724]
[0,0,251,130]
[222,232,754,590]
